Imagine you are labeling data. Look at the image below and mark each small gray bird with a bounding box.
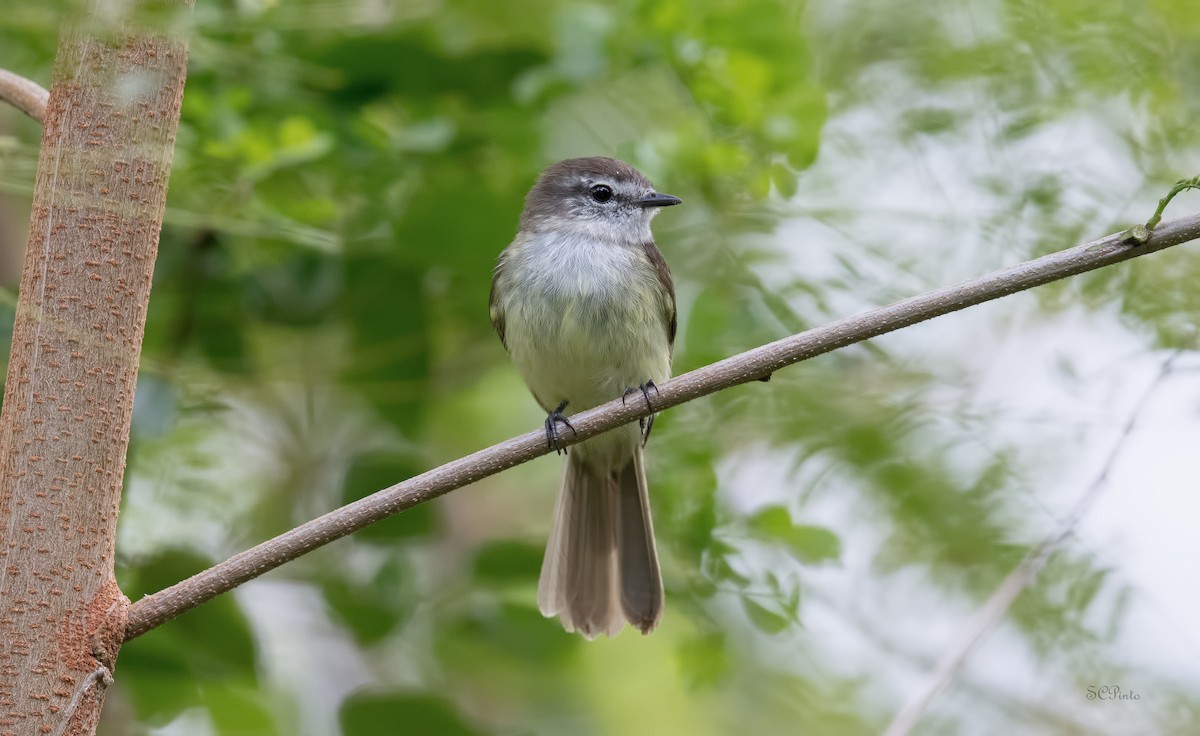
[490,157,681,638]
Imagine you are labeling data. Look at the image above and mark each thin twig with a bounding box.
[883,350,1183,736]
[805,587,1122,736]
[52,666,114,736]
[122,212,1200,641]
[0,68,49,122]
[1145,174,1200,230]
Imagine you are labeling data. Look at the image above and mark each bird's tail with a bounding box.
[537,445,663,638]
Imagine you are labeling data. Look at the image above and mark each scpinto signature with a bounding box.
[1086,685,1140,701]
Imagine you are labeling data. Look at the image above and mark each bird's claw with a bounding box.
[623,381,661,444]
[544,400,576,455]
[622,380,660,412]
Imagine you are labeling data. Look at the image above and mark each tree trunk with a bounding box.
[0,4,188,735]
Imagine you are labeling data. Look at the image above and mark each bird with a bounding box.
[489,157,681,638]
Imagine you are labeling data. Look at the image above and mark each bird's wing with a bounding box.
[489,249,509,350]
[640,240,676,356]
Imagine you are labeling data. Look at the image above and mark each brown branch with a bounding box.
[122,212,1200,641]
[0,68,50,122]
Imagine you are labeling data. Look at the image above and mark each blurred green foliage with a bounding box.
[3,0,1200,734]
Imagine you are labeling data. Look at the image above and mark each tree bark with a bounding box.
[0,4,188,735]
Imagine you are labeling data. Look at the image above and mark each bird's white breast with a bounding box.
[497,231,672,467]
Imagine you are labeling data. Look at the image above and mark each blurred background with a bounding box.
[3,0,1200,734]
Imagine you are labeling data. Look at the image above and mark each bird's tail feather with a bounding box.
[537,446,663,638]
[617,446,663,632]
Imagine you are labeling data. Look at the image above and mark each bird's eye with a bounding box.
[590,184,614,203]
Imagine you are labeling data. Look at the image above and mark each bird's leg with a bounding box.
[622,380,660,412]
[544,400,576,455]
[623,380,661,444]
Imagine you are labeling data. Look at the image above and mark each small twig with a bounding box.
[1123,173,1200,244]
[53,666,114,736]
[883,350,1182,736]
[121,212,1200,642]
[1123,171,1200,243]
[1145,174,1200,230]
[806,587,1121,736]
[0,68,49,122]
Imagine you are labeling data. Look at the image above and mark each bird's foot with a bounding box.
[622,380,660,412]
[545,400,576,455]
[623,381,661,444]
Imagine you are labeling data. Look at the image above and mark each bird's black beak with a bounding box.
[636,192,683,208]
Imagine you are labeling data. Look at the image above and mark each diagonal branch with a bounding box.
[0,68,49,122]
[882,350,1182,736]
[122,212,1200,641]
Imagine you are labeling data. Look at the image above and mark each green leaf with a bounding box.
[204,683,280,736]
[472,539,543,586]
[340,254,431,435]
[435,602,578,669]
[321,557,415,645]
[741,595,791,634]
[340,692,483,736]
[750,506,841,564]
[242,249,340,327]
[476,603,575,663]
[706,541,751,587]
[770,161,798,198]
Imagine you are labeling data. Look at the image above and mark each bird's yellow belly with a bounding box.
[505,291,670,468]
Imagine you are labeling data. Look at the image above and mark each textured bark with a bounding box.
[0,7,188,736]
